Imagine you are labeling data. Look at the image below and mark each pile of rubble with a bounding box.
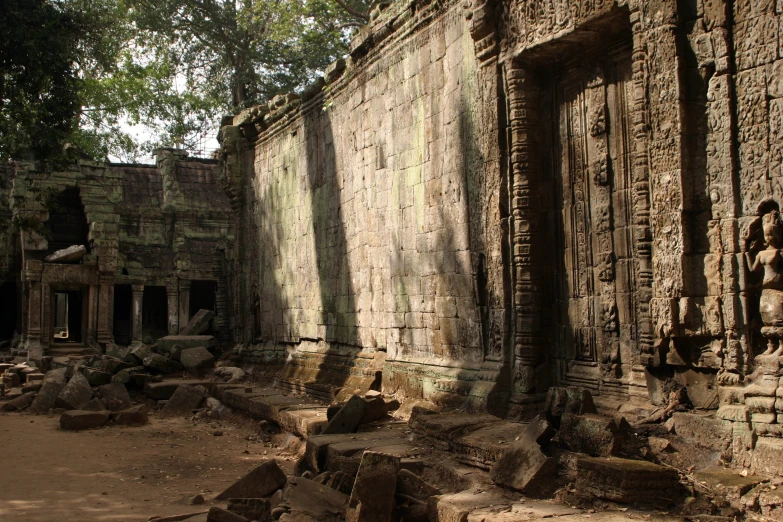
[0,309,232,430]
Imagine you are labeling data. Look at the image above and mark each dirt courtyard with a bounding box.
[0,412,295,522]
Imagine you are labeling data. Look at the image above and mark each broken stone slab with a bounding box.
[55,371,94,410]
[325,470,355,495]
[112,404,149,425]
[144,352,184,374]
[105,343,128,360]
[180,347,215,374]
[45,244,86,263]
[322,394,367,434]
[82,367,113,387]
[213,366,247,383]
[21,382,42,394]
[25,372,44,383]
[29,381,65,413]
[1,391,37,411]
[427,491,511,522]
[205,507,249,522]
[301,428,408,473]
[60,410,110,430]
[489,429,557,498]
[96,382,132,411]
[575,456,681,504]
[225,498,270,521]
[180,309,214,336]
[161,384,206,417]
[346,451,400,522]
[82,397,108,411]
[216,458,287,500]
[397,469,441,501]
[279,477,349,521]
[694,468,768,512]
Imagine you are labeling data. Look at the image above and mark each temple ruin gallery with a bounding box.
[2,0,783,478]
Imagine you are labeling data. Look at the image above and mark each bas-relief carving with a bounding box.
[746,208,783,357]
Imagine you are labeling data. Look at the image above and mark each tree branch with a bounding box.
[331,0,369,22]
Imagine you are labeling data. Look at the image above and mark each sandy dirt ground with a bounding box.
[0,411,295,522]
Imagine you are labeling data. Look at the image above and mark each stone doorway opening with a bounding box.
[0,281,18,342]
[113,284,132,345]
[189,280,216,334]
[142,286,168,344]
[52,289,85,345]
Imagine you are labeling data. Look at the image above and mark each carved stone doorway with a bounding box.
[549,41,636,395]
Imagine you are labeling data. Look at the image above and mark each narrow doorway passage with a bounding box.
[113,284,132,345]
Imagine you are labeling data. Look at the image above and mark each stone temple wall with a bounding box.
[220,0,783,449]
[223,0,510,409]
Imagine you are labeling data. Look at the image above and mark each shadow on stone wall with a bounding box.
[303,106,359,390]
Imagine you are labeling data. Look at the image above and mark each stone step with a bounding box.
[220,387,328,438]
[575,456,682,505]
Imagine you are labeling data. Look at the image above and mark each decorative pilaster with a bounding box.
[178,279,191,330]
[506,64,542,398]
[131,284,144,343]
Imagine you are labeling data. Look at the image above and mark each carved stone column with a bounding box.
[166,282,179,335]
[506,64,543,399]
[178,279,191,329]
[131,284,144,343]
[24,261,43,360]
[96,274,114,345]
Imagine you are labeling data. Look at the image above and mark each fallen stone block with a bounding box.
[44,367,67,383]
[216,459,287,500]
[22,382,42,393]
[29,381,65,413]
[279,477,349,521]
[124,344,151,365]
[427,491,510,522]
[3,371,20,388]
[545,386,597,427]
[322,394,367,434]
[180,309,214,336]
[25,372,45,384]
[225,498,270,521]
[82,368,113,387]
[694,468,767,512]
[45,244,86,263]
[397,469,441,501]
[96,382,132,411]
[82,397,108,411]
[111,366,146,384]
[55,372,93,410]
[206,507,249,522]
[144,353,184,374]
[104,343,128,360]
[489,430,557,497]
[161,384,206,417]
[112,404,148,425]
[157,335,216,353]
[60,410,110,430]
[576,456,681,504]
[559,413,628,457]
[302,429,407,473]
[144,379,210,400]
[181,347,215,374]
[3,387,22,400]
[102,356,134,374]
[361,396,389,424]
[1,391,37,411]
[346,451,400,522]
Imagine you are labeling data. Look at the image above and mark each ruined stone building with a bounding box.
[213,0,783,475]
[0,149,234,358]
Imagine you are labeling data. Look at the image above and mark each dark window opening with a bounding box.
[46,187,89,255]
[189,280,217,334]
[0,282,18,341]
[113,284,132,346]
[53,290,83,344]
[142,286,168,344]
